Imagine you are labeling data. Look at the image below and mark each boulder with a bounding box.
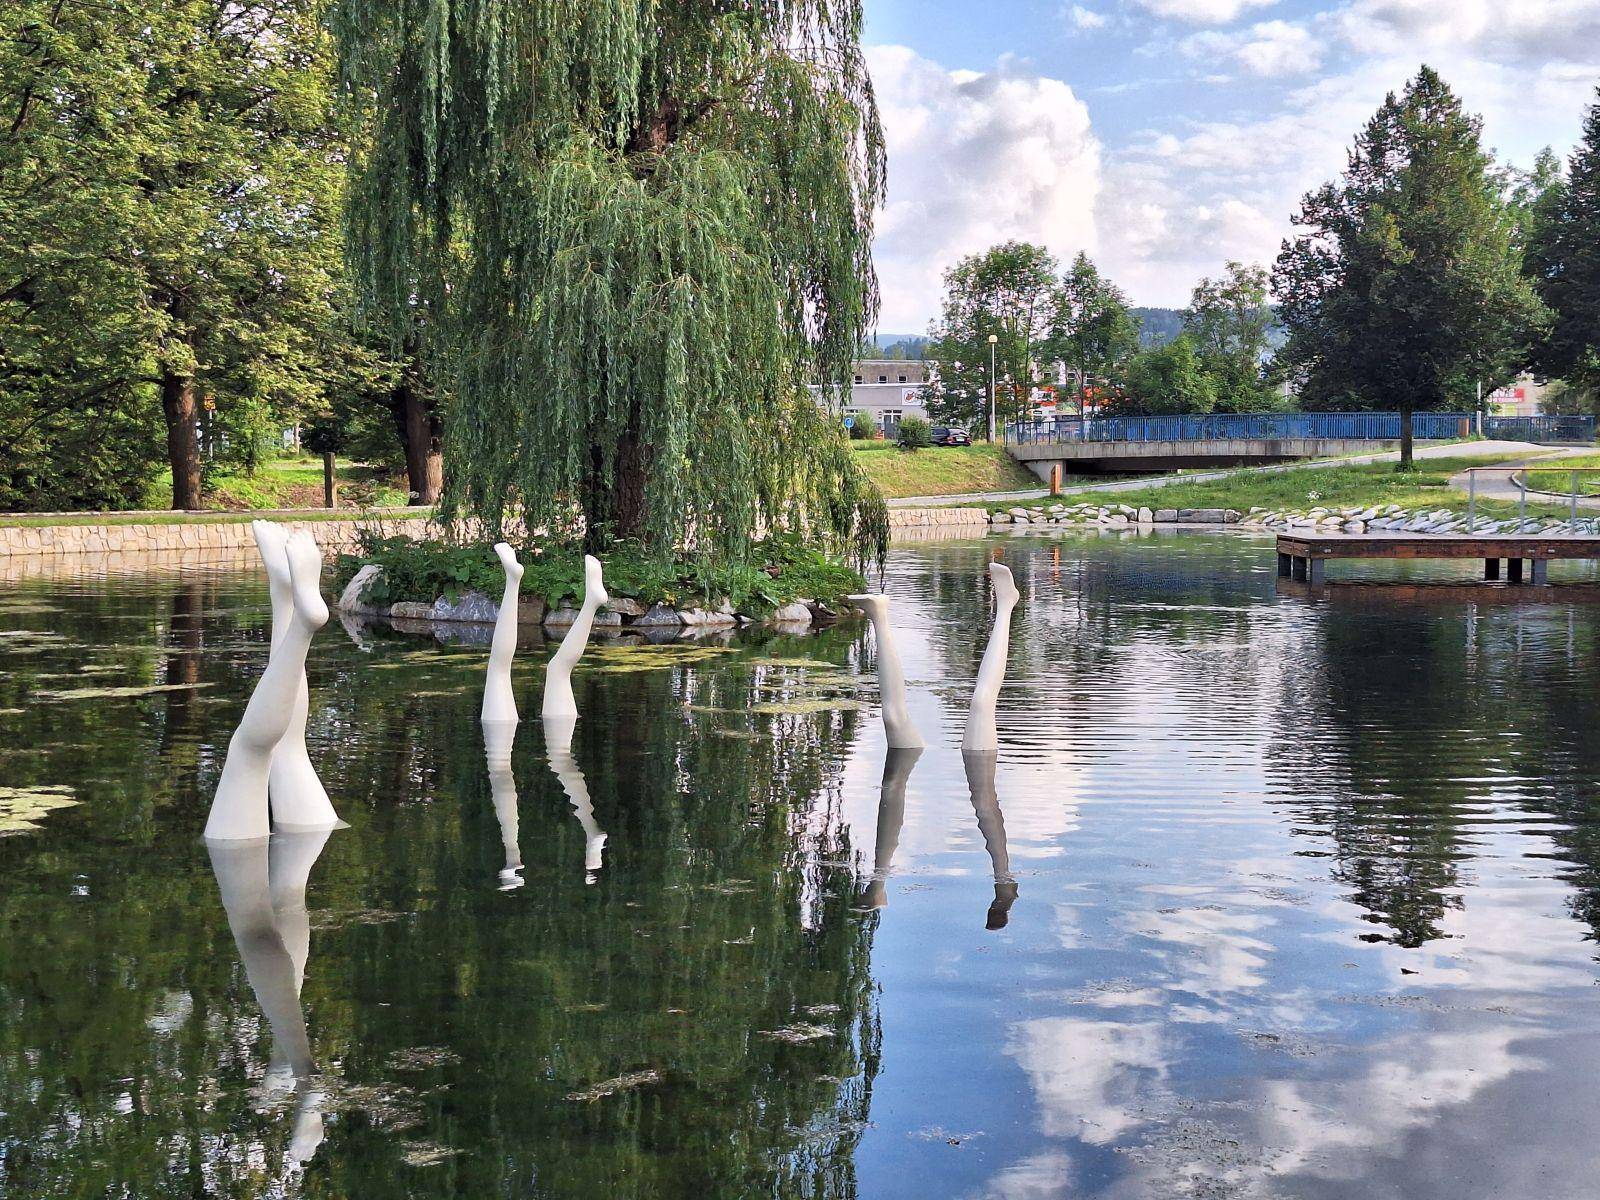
[990,512,1013,523]
[432,590,500,624]
[1137,507,1154,524]
[544,606,580,628]
[606,597,648,618]
[388,601,434,620]
[1153,509,1177,522]
[1223,510,1242,524]
[632,603,684,626]
[337,564,385,614]
[517,595,548,625]
[767,601,813,624]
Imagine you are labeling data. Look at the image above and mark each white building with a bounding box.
[813,358,931,436]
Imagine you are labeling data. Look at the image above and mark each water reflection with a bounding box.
[542,716,607,883]
[482,719,525,889]
[206,829,332,1167]
[859,747,920,910]
[964,750,1018,929]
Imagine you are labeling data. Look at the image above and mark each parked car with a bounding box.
[932,426,972,446]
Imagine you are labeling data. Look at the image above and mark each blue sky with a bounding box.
[862,0,1600,329]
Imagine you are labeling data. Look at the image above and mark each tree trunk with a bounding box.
[162,365,203,510]
[610,424,652,544]
[1399,405,1414,469]
[389,344,442,505]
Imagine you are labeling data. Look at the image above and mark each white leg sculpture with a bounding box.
[541,555,607,720]
[964,750,1018,930]
[482,543,523,724]
[961,562,1019,753]
[543,716,607,884]
[208,828,331,1165]
[846,594,924,749]
[861,746,921,910]
[257,523,339,832]
[482,718,525,890]
[205,531,330,841]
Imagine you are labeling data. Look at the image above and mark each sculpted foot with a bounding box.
[285,532,329,633]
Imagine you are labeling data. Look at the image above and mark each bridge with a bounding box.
[1004,413,1596,480]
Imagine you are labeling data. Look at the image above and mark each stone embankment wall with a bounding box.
[887,507,989,529]
[0,514,437,557]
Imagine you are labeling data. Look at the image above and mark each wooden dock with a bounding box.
[1276,533,1600,586]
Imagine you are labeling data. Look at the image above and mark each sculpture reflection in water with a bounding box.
[207,828,332,1167]
[845,594,924,749]
[964,750,1018,929]
[204,524,336,841]
[962,561,1019,753]
[482,720,525,890]
[544,716,608,884]
[859,747,921,910]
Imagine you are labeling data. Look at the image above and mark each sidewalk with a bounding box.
[1447,447,1600,510]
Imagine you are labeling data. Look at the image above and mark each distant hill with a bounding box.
[1131,308,1185,348]
[869,334,929,359]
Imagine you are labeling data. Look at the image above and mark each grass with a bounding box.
[854,443,1038,498]
[1523,454,1600,497]
[141,453,410,511]
[985,454,1585,521]
[0,509,434,528]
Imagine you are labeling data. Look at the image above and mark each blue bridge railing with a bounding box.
[1005,412,1596,446]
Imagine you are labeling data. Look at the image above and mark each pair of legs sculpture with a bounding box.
[852,561,1021,925]
[204,523,339,842]
[482,545,609,887]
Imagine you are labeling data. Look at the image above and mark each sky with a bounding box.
[862,0,1600,331]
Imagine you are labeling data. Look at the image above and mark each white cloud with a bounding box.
[866,46,1102,332]
[1183,19,1323,77]
[1338,0,1600,64]
[1131,0,1278,25]
[1067,4,1108,29]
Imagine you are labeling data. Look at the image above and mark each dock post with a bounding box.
[1519,477,1528,531]
[1277,552,1292,578]
[1468,474,1476,532]
[1573,472,1580,522]
[1531,559,1549,585]
[1484,558,1500,580]
[1508,558,1525,584]
[1307,558,1326,586]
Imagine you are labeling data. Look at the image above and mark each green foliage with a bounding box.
[1182,262,1280,412]
[334,0,888,567]
[1053,252,1140,411]
[923,241,1059,432]
[1120,335,1217,414]
[0,0,387,510]
[848,418,874,440]
[338,532,865,615]
[1526,90,1600,408]
[1272,66,1546,460]
[896,416,933,450]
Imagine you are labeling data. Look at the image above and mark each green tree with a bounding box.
[0,0,365,511]
[923,241,1059,437]
[1272,66,1544,467]
[1526,91,1600,408]
[335,0,887,561]
[1051,252,1139,415]
[1183,261,1278,411]
[1121,335,1217,415]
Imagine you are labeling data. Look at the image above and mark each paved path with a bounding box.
[887,440,1558,508]
[1446,446,1600,510]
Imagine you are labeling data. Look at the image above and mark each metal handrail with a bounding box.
[1005,412,1597,446]
[1463,466,1600,532]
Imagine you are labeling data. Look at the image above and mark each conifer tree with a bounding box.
[1526,90,1600,406]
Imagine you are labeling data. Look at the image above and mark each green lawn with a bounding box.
[141,454,411,511]
[1523,454,1600,497]
[986,454,1585,521]
[855,443,1038,498]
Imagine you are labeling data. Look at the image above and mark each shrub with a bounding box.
[897,416,933,450]
[847,417,873,440]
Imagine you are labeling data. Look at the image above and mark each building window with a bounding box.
[898,375,907,383]
[878,375,888,383]
[853,374,862,383]
[880,409,902,430]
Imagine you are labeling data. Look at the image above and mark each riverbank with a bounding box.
[854,442,1038,497]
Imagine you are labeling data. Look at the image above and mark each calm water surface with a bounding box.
[4,531,1600,1199]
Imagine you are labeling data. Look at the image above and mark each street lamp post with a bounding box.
[987,333,998,443]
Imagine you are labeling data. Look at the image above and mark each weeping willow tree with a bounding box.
[333,0,889,562]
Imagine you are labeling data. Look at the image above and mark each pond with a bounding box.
[4,530,1600,1199]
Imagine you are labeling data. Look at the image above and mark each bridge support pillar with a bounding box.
[1531,559,1549,585]
[1277,552,1292,578]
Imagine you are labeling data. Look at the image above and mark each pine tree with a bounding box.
[1272,66,1543,466]
[1527,90,1600,406]
[333,0,887,560]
